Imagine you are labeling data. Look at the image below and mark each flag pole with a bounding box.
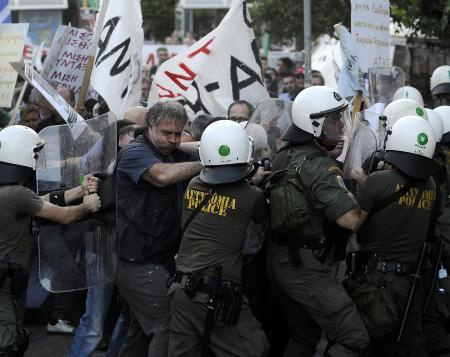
[76,0,109,112]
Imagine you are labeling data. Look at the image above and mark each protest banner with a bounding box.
[42,25,95,102]
[351,0,390,73]
[148,0,269,117]
[90,0,144,118]
[0,23,28,107]
[10,61,86,139]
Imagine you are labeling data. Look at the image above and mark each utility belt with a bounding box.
[347,251,416,276]
[0,260,29,297]
[171,271,243,326]
[274,233,330,265]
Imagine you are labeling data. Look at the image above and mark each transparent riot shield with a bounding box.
[244,99,293,161]
[342,112,379,195]
[36,113,117,292]
[368,66,405,105]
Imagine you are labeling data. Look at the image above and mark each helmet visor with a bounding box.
[320,110,347,142]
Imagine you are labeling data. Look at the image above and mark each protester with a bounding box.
[115,102,202,356]
[150,47,170,78]
[278,74,300,101]
[227,100,254,123]
[18,105,40,131]
[123,106,148,126]
[311,70,325,86]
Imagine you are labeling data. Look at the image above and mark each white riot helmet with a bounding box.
[393,86,424,106]
[425,108,444,143]
[434,106,450,143]
[283,86,348,148]
[430,65,450,97]
[0,125,45,184]
[383,99,427,130]
[199,120,254,184]
[385,115,436,180]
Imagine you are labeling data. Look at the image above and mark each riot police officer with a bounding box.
[0,125,101,356]
[168,120,269,357]
[266,86,369,356]
[423,106,450,355]
[431,65,450,107]
[356,115,437,356]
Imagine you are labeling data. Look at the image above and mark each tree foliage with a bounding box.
[141,0,177,42]
[248,0,450,43]
[390,0,450,39]
[248,0,350,44]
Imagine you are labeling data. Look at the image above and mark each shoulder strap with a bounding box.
[368,180,416,218]
[182,189,215,234]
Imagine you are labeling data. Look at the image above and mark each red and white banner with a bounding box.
[148,0,269,117]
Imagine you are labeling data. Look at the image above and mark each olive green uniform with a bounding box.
[424,145,450,356]
[0,185,43,352]
[266,144,369,357]
[168,177,269,357]
[360,169,436,356]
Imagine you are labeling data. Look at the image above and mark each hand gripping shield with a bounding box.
[36,113,117,292]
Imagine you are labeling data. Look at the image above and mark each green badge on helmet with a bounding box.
[417,133,428,145]
[218,145,230,156]
[416,107,424,117]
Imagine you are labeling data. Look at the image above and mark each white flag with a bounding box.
[91,0,144,118]
[335,24,367,98]
[148,0,269,117]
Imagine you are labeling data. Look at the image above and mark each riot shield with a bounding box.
[36,113,117,292]
[244,99,293,161]
[342,112,378,195]
[368,66,405,105]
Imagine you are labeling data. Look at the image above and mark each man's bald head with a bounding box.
[123,106,149,126]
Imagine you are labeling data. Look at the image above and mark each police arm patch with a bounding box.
[328,165,341,174]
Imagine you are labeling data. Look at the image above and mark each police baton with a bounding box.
[397,241,427,343]
[423,239,445,313]
[202,265,222,357]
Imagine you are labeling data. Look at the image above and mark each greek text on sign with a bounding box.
[42,25,95,102]
[351,0,391,73]
[0,23,29,108]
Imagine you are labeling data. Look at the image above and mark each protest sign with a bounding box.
[148,0,269,117]
[42,25,95,102]
[351,0,390,73]
[10,61,86,139]
[0,23,28,107]
[90,0,144,118]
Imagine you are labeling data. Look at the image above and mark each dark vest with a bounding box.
[116,136,187,268]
